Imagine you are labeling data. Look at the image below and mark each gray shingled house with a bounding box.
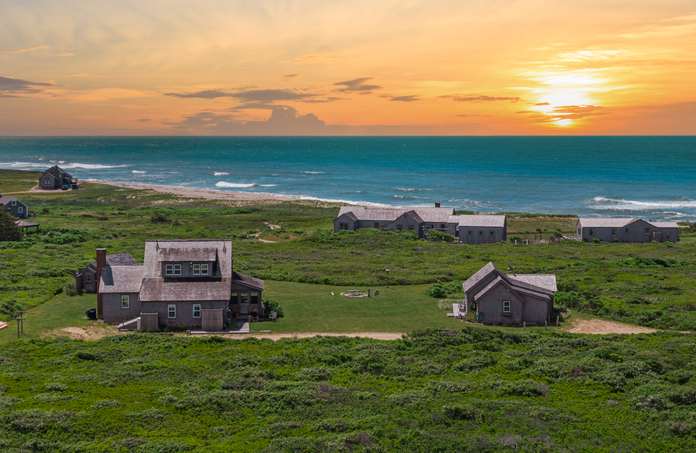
[334,204,507,242]
[447,215,507,243]
[98,240,264,330]
[577,218,679,243]
[462,262,556,325]
[76,252,137,294]
[334,205,455,237]
[39,166,73,189]
[0,194,30,219]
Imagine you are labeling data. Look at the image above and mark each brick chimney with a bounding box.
[435,202,441,208]
[96,248,107,319]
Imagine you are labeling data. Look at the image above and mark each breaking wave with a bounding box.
[588,196,696,211]
[301,171,325,174]
[132,170,147,174]
[213,172,230,176]
[0,161,127,170]
[393,187,434,192]
[215,181,257,188]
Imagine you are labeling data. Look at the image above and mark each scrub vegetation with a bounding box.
[2,328,696,451]
[2,169,696,332]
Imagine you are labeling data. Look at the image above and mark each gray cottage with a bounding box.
[40,166,73,189]
[334,204,455,237]
[98,240,264,330]
[462,262,556,325]
[448,215,507,244]
[577,218,679,243]
[76,252,137,294]
[334,204,507,243]
[0,194,30,219]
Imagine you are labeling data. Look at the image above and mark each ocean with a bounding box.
[1,136,695,221]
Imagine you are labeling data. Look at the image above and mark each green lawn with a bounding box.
[264,282,463,333]
[0,293,101,343]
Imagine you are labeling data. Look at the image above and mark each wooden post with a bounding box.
[545,320,547,331]
[556,316,559,326]
[523,321,526,332]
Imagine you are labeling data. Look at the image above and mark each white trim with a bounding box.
[201,263,208,275]
[503,300,511,313]
[168,304,176,318]
[121,295,130,309]
[165,264,173,276]
[193,304,201,318]
[174,264,181,275]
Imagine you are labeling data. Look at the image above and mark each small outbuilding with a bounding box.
[76,252,138,294]
[462,262,556,325]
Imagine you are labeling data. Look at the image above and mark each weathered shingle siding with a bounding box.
[579,218,679,243]
[0,197,29,219]
[459,226,506,244]
[142,300,228,329]
[477,284,524,325]
[102,292,141,324]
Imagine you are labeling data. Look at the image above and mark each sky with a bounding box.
[1,0,695,135]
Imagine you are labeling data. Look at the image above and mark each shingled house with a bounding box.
[76,252,138,294]
[577,218,679,243]
[335,204,507,242]
[39,166,73,189]
[0,194,30,219]
[98,240,264,331]
[462,262,556,325]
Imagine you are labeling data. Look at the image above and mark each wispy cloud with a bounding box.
[55,52,74,57]
[290,53,341,65]
[439,94,521,102]
[333,77,382,94]
[387,95,421,102]
[282,74,302,79]
[0,45,49,54]
[0,75,59,97]
[165,88,320,102]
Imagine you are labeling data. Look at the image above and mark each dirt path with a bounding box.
[566,318,657,335]
[41,325,126,340]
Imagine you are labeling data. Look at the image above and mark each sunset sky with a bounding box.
[1,0,695,135]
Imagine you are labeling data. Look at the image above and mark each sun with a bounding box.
[553,118,573,127]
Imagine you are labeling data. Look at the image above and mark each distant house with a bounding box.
[76,252,138,294]
[39,166,73,189]
[448,215,507,243]
[577,218,679,243]
[334,204,507,242]
[98,240,264,330]
[462,262,556,325]
[0,194,29,219]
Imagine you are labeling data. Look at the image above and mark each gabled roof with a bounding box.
[99,265,143,293]
[232,272,264,291]
[42,165,72,178]
[140,278,232,302]
[390,210,424,224]
[651,222,679,228]
[143,240,232,278]
[578,218,635,228]
[463,262,556,300]
[509,274,557,292]
[449,215,506,228]
[337,206,455,223]
[0,196,24,207]
[87,252,137,272]
[336,211,358,221]
[157,247,218,262]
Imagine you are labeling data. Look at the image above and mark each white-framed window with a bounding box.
[165,264,173,276]
[44,178,50,185]
[121,295,129,309]
[503,300,511,313]
[18,207,24,214]
[11,200,16,206]
[645,228,650,234]
[168,304,176,318]
[174,264,181,275]
[201,264,208,275]
[192,304,201,318]
[193,264,200,275]
[611,229,616,236]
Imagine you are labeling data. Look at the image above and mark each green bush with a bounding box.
[430,283,447,298]
[427,230,455,242]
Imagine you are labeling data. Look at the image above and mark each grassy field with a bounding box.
[2,169,696,335]
[3,329,696,451]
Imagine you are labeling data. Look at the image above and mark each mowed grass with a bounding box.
[0,293,102,342]
[264,282,463,333]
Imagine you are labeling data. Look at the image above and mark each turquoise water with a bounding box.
[1,136,695,220]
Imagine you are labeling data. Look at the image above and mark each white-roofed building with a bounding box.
[577,218,679,243]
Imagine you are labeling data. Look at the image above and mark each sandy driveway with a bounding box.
[566,319,657,334]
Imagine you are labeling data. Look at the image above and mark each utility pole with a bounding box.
[13,311,27,338]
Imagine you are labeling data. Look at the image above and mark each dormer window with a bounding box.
[165,264,182,276]
[192,264,209,276]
